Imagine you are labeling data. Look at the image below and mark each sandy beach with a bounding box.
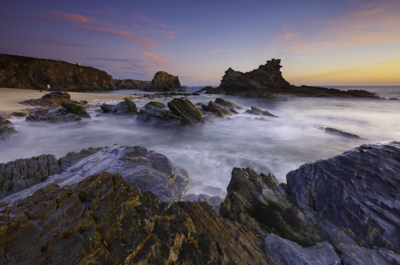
[0,88,141,114]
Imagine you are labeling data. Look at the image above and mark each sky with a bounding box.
[1,0,399,86]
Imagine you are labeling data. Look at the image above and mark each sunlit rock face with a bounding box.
[220,59,292,91]
[0,54,115,91]
[287,141,400,253]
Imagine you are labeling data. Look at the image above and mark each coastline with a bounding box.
[0,87,141,114]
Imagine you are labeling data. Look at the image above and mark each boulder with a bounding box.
[137,102,181,126]
[20,91,72,108]
[26,108,82,123]
[245,106,278,117]
[0,126,17,141]
[100,99,136,114]
[0,54,115,91]
[337,243,400,265]
[207,101,234,117]
[324,127,361,139]
[168,98,205,125]
[215,98,244,110]
[146,71,182,92]
[287,141,400,252]
[61,102,90,118]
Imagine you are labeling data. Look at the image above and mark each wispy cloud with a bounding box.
[195,49,222,57]
[135,13,167,28]
[277,0,400,53]
[140,52,173,66]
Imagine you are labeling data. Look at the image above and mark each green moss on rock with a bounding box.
[149,101,166,108]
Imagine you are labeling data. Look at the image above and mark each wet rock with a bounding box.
[324,127,361,139]
[0,117,16,140]
[20,91,73,108]
[168,98,205,125]
[146,71,182,92]
[61,102,91,118]
[137,102,181,126]
[287,141,400,252]
[26,108,82,123]
[0,154,61,199]
[389,98,399,100]
[208,101,233,117]
[215,98,244,110]
[245,106,278,117]
[0,172,270,264]
[337,243,400,265]
[10,112,27,117]
[265,233,341,265]
[100,99,136,114]
[59,147,104,171]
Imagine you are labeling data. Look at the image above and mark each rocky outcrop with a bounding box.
[137,101,182,126]
[168,98,205,125]
[146,71,182,92]
[26,108,82,123]
[287,141,400,253]
[0,54,114,91]
[114,79,151,90]
[245,106,278,117]
[20,92,73,108]
[0,117,17,140]
[100,99,136,114]
[207,101,234,117]
[220,59,292,91]
[215,98,244,110]
[61,102,90,118]
[58,147,104,171]
[324,127,361,139]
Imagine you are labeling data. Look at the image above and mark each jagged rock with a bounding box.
[61,102,91,118]
[10,112,27,117]
[220,59,292,91]
[0,117,16,140]
[245,106,278,117]
[100,99,136,114]
[0,154,61,199]
[114,79,151,89]
[287,141,400,252]
[168,98,205,125]
[0,54,114,91]
[215,98,244,110]
[207,101,233,117]
[20,92,73,108]
[59,147,104,171]
[0,172,270,264]
[265,233,341,265]
[337,243,400,265]
[146,71,182,92]
[137,102,181,126]
[26,108,82,123]
[324,127,361,139]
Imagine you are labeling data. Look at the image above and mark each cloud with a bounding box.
[135,13,167,28]
[209,39,217,42]
[79,26,159,50]
[140,52,173,66]
[195,49,222,57]
[277,0,400,53]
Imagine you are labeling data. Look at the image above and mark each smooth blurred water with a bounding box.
[1,86,400,196]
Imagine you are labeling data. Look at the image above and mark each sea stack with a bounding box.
[146,71,182,91]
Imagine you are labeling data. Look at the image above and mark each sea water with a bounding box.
[1,86,399,196]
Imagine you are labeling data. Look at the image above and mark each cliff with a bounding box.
[114,79,151,90]
[0,54,115,91]
[146,71,182,91]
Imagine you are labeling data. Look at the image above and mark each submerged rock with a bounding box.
[207,101,234,117]
[100,99,137,114]
[245,106,278,117]
[324,127,361,139]
[20,91,73,108]
[146,71,182,92]
[168,98,205,125]
[215,98,244,110]
[0,117,17,140]
[61,102,91,118]
[137,102,181,126]
[26,108,82,123]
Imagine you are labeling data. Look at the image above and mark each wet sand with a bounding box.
[0,88,141,114]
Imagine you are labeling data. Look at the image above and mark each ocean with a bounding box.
[1,85,400,197]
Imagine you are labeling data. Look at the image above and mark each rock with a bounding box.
[337,243,400,265]
[324,127,361,139]
[207,101,233,117]
[100,99,136,114]
[58,147,104,171]
[61,102,91,118]
[146,71,182,92]
[264,233,341,265]
[389,98,399,100]
[0,117,17,140]
[0,54,114,91]
[10,112,27,117]
[26,108,82,123]
[137,102,181,126]
[0,172,270,264]
[20,91,73,108]
[245,106,278,117]
[0,116,13,128]
[168,98,205,125]
[215,98,244,110]
[220,59,292,91]
[0,154,61,199]
[114,79,151,90]
[287,141,400,252]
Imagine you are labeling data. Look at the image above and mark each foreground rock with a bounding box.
[26,108,82,123]
[0,54,114,91]
[324,127,361,139]
[20,91,73,108]
[168,98,205,125]
[245,106,278,117]
[61,102,91,118]
[0,117,17,140]
[146,71,182,92]
[137,101,181,126]
[114,79,151,89]
[100,99,137,114]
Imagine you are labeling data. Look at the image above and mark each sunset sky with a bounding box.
[1,0,399,86]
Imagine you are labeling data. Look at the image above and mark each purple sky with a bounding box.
[1,0,399,86]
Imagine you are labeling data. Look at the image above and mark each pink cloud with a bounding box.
[135,13,167,28]
[79,26,159,50]
[195,50,222,57]
[277,32,299,41]
[140,52,173,66]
